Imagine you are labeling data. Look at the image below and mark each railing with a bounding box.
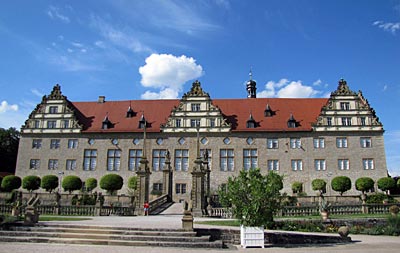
[149,194,170,215]
[208,203,400,218]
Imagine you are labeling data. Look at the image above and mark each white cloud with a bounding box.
[30,89,44,98]
[257,79,321,98]
[383,84,388,91]
[139,54,203,99]
[313,79,322,86]
[141,88,179,99]
[94,41,106,48]
[47,6,70,24]
[373,20,400,34]
[71,42,83,48]
[0,101,18,113]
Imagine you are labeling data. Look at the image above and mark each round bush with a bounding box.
[377,177,396,194]
[62,175,82,193]
[41,175,59,193]
[291,181,303,194]
[355,177,375,194]
[331,176,351,196]
[1,175,21,192]
[22,175,41,192]
[100,174,123,194]
[128,176,138,190]
[312,179,327,194]
[85,178,97,192]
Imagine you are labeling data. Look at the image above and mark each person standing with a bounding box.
[143,202,149,216]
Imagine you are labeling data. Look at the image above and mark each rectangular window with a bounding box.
[107,149,121,171]
[175,119,181,127]
[32,139,42,149]
[338,159,350,170]
[175,183,187,194]
[50,139,60,149]
[341,117,352,126]
[68,139,78,149]
[83,149,97,171]
[340,102,350,110]
[243,149,257,170]
[190,119,200,127]
[48,159,59,170]
[47,120,57,128]
[336,137,348,148]
[291,160,303,171]
[153,183,163,192]
[313,138,325,149]
[220,149,234,171]
[34,120,40,128]
[152,149,166,171]
[290,138,301,149]
[191,103,201,112]
[61,120,69,128]
[267,138,279,149]
[209,118,215,127]
[267,160,279,171]
[66,159,77,170]
[363,159,374,170]
[174,149,189,171]
[200,149,212,170]
[360,137,372,148]
[360,117,366,126]
[314,159,326,171]
[129,149,143,171]
[49,106,58,114]
[30,159,40,170]
[327,117,332,126]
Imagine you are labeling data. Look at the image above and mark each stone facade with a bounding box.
[15,79,388,202]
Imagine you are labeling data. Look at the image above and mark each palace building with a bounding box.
[15,77,387,203]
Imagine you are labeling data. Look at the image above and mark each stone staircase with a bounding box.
[0,223,224,248]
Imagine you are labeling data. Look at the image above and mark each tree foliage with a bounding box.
[22,175,41,192]
[0,127,20,173]
[100,174,123,194]
[85,178,97,192]
[377,177,396,194]
[291,181,303,194]
[218,169,284,227]
[128,176,138,190]
[311,179,327,195]
[1,175,21,192]
[331,176,351,196]
[355,177,375,194]
[62,175,82,193]
[41,175,59,193]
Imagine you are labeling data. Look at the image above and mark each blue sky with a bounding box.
[0,0,399,175]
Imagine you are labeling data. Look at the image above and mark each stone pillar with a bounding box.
[162,150,173,200]
[191,157,206,217]
[136,156,151,216]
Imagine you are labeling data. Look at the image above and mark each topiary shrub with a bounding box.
[365,193,396,204]
[291,181,303,195]
[128,176,138,191]
[62,175,82,193]
[85,178,97,192]
[312,179,327,196]
[331,176,351,196]
[100,174,123,195]
[22,175,41,192]
[41,175,59,193]
[377,177,396,195]
[355,177,375,194]
[1,175,21,192]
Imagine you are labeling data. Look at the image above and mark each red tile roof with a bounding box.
[72,98,328,133]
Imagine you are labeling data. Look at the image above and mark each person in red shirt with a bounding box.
[143,202,149,216]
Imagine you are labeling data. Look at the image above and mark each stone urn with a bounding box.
[320,210,329,221]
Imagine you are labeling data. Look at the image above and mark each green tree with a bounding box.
[219,169,284,228]
[0,127,20,173]
[377,177,396,195]
[128,176,138,191]
[291,181,303,194]
[355,177,375,194]
[311,179,327,196]
[22,175,41,192]
[1,175,21,192]
[85,178,97,192]
[62,175,82,193]
[100,174,123,195]
[41,175,59,193]
[331,176,351,196]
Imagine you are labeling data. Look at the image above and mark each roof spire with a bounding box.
[246,68,257,98]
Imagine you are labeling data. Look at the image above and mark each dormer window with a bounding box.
[102,115,112,129]
[264,104,275,117]
[287,114,298,128]
[246,113,256,128]
[138,114,147,129]
[126,106,136,118]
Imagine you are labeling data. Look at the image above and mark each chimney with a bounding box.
[98,96,105,103]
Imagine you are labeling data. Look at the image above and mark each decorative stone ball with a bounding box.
[338,226,350,238]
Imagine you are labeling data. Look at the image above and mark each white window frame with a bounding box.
[290,138,301,149]
[291,159,303,171]
[338,159,350,170]
[267,160,279,171]
[336,137,348,148]
[267,138,279,149]
[313,138,325,149]
[363,159,374,170]
[314,159,326,171]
